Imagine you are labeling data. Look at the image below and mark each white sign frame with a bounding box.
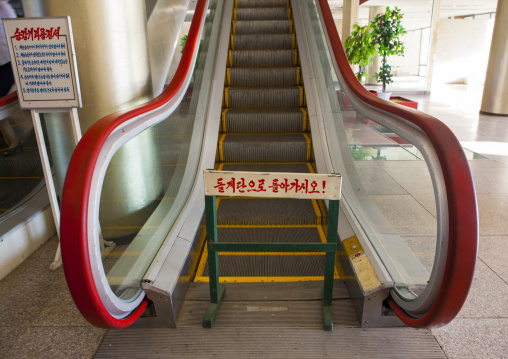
[3,16,82,109]
[204,170,342,200]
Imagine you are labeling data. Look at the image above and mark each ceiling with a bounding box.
[328,0,498,30]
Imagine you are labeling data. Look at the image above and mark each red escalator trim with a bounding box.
[0,92,18,107]
[60,0,208,329]
[317,0,478,328]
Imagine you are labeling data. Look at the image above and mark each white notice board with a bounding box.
[2,17,82,109]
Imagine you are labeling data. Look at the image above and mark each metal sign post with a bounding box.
[3,17,82,270]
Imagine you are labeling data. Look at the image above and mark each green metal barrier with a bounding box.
[202,170,341,331]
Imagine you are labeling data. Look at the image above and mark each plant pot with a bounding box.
[377,92,392,101]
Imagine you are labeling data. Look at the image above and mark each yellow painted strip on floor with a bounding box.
[219,133,226,161]
[311,199,322,225]
[296,67,300,85]
[216,224,320,229]
[228,50,233,67]
[230,35,234,50]
[194,275,340,283]
[303,132,311,160]
[222,109,229,132]
[227,68,231,86]
[224,87,229,107]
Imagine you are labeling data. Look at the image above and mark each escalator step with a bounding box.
[230,49,297,68]
[225,86,303,108]
[218,198,319,225]
[223,108,304,133]
[236,0,289,8]
[220,163,311,173]
[221,134,309,162]
[228,67,300,87]
[233,20,292,34]
[232,34,295,50]
[217,227,322,243]
[235,8,290,21]
[202,255,325,277]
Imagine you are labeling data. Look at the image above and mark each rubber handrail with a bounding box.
[0,92,18,107]
[317,0,478,328]
[60,0,208,329]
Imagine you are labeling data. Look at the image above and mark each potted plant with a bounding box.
[371,7,406,100]
[344,24,376,83]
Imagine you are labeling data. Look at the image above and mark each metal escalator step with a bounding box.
[233,20,292,34]
[232,34,295,50]
[230,50,297,67]
[202,255,325,277]
[221,134,309,162]
[217,227,322,244]
[228,67,300,87]
[223,109,304,133]
[225,86,303,108]
[217,198,319,225]
[236,0,289,8]
[220,163,311,173]
[234,8,290,21]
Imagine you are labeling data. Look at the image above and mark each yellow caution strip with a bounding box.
[232,20,236,34]
[221,109,229,132]
[300,107,308,131]
[298,86,304,106]
[303,132,311,160]
[227,68,231,86]
[290,19,294,34]
[288,7,292,20]
[228,50,233,67]
[218,133,227,161]
[233,8,236,21]
[294,49,298,66]
[230,35,234,50]
[292,34,296,49]
[194,275,340,283]
[311,199,322,225]
[296,67,301,85]
[224,87,229,107]
[306,162,315,173]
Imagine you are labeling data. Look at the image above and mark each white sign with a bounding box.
[3,17,81,109]
[204,170,342,200]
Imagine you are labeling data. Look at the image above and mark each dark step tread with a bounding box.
[234,8,291,21]
[225,86,304,108]
[229,50,297,67]
[233,20,293,35]
[227,67,301,87]
[217,198,320,225]
[219,163,312,173]
[232,34,296,50]
[236,0,289,8]
[222,108,306,133]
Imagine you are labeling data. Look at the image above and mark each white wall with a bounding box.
[389,31,422,76]
[431,19,494,85]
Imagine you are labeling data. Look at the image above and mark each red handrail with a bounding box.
[0,92,18,107]
[317,0,478,328]
[60,0,209,329]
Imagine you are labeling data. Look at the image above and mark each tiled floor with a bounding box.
[1,80,507,358]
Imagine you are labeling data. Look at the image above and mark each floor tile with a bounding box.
[478,236,508,283]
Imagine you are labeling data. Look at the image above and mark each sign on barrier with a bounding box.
[204,170,341,199]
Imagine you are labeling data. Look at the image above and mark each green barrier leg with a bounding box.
[323,199,339,331]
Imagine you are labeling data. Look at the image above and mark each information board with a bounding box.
[204,170,342,200]
[3,17,81,109]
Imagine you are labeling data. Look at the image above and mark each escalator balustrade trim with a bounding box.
[194,0,339,283]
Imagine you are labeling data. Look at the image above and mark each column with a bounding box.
[22,0,163,238]
[366,6,384,85]
[426,0,441,91]
[342,0,359,43]
[481,0,508,116]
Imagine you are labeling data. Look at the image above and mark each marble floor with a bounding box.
[0,80,507,358]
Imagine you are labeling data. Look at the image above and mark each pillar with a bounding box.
[22,0,163,238]
[481,0,508,116]
[426,0,441,91]
[366,6,384,85]
[342,0,359,43]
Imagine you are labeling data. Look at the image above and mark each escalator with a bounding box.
[60,0,477,337]
[194,0,333,284]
